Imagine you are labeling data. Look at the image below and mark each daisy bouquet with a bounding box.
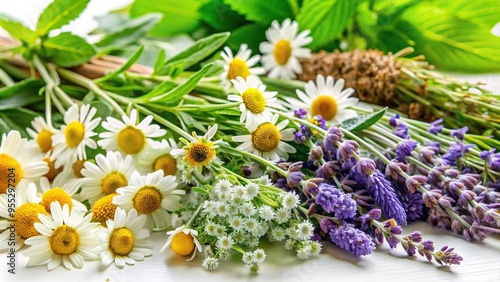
[0,0,499,275]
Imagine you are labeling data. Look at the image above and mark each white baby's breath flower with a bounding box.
[271,227,286,242]
[240,202,257,217]
[202,257,220,270]
[296,221,314,240]
[217,235,234,250]
[244,183,260,200]
[275,207,291,224]
[253,249,266,264]
[258,206,275,221]
[282,192,300,209]
[244,218,259,234]
[229,215,245,231]
[260,19,312,79]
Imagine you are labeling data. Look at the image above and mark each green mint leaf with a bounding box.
[42,32,96,67]
[130,0,209,36]
[165,32,229,70]
[382,4,500,72]
[95,46,144,83]
[227,23,267,55]
[94,14,132,34]
[139,63,212,104]
[0,78,44,99]
[36,0,90,36]
[0,90,44,110]
[0,14,37,44]
[223,0,293,26]
[434,0,500,28]
[297,0,357,49]
[340,108,387,132]
[200,0,247,32]
[95,13,162,52]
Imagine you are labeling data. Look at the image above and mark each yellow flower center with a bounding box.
[117,126,145,155]
[91,193,118,223]
[251,123,281,152]
[41,188,73,213]
[37,129,53,153]
[186,142,216,168]
[0,154,24,193]
[72,159,86,178]
[64,122,85,148]
[242,88,266,114]
[171,232,195,256]
[153,154,177,176]
[101,172,128,195]
[227,58,250,80]
[273,39,292,65]
[13,203,48,239]
[43,157,63,182]
[310,95,338,121]
[50,225,80,255]
[109,227,135,256]
[133,186,162,214]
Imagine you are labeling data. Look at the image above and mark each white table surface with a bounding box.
[1,1,500,281]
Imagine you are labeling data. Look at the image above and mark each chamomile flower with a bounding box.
[0,130,48,193]
[27,116,55,155]
[39,173,87,212]
[136,138,182,178]
[218,44,265,90]
[98,109,166,159]
[0,182,46,251]
[160,225,202,261]
[96,208,153,267]
[113,170,185,231]
[51,104,101,169]
[24,202,99,270]
[232,114,296,161]
[171,124,220,173]
[217,235,234,250]
[91,193,118,223]
[260,19,312,79]
[293,75,360,123]
[228,76,282,132]
[79,151,136,204]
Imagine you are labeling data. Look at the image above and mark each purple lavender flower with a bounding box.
[287,171,305,188]
[315,183,357,220]
[294,131,307,144]
[294,108,307,119]
[337,140,360,163]
[367,172,407,225]
[450,127,468,141]
[395,124,410,139]
[480,149,500,171]
[315,161,340,179]
[441,143,475,165]
[425,141,441,155]
[400,191,424,222]
[324,127,343,151]
[389,114,400,127]
[428,118,444,134]
[395,140,418,162]
[329,224,375,256]
[314,115,327,130]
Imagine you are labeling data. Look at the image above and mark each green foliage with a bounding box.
[42,33,96,67]
[227,23,267,54]
[36,0,90,36]
[340,108,387,132]
[296,0,357,49]
[0,14,37,44]
[130,0,209,36]
[223,0,294,26]
[199,0,247,32]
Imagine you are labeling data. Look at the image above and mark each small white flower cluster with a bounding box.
[196,178,318,273]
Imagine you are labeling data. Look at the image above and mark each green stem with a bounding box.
[136,105,193,141]
[185,197,206,228]
[0,67,14,86]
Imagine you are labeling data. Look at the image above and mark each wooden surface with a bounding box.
[1,221,499,282]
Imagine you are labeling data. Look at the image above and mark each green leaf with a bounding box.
[130,0,209,36]
[227,23,267,54]
[433,0,500,28]
[191,187,208,195]
[42,32,96,67]
[223,0,293,26]
[156,60,185,77]
[0,14,37,44]
[94,14,132,34]
[95,13,162,51]
[396,4,500,71]
[95,46,144,83]
[36,0,90,35]
[154,49,167,74]
[0,91,44,110]
[141,63,213,104]
[340,108,387,132]
[297,0,357,49]
[0,78,44,99]
[165,32,229,69]
[137,80,177,102]
[199,0,247,31]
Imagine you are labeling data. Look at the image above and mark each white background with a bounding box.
[1,1,500,281]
